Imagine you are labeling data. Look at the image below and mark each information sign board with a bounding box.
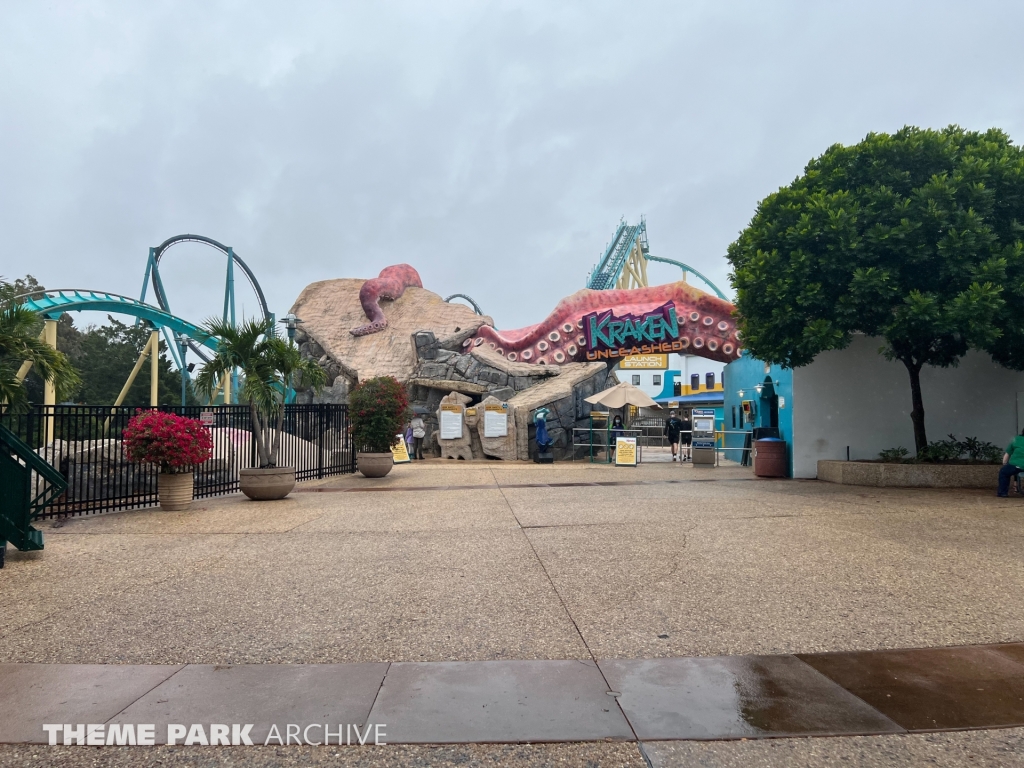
[439,404,464,440]
[483,403,509,437]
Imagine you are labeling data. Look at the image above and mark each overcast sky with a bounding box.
[2,1,1022,333]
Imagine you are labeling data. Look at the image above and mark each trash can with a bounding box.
[753,437,787,478]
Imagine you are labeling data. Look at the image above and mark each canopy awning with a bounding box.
[585,382,661,409]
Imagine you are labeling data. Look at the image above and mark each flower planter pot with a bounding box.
[159,472,194,511]
[357,452,394,478]
[240,467,296,500]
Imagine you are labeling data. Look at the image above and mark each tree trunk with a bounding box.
[249,398,271,468]
[269,406,285,467]
[903,358,927,453]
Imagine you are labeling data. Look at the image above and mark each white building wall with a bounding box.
[791,335,1024,478]
[615,354,726,398]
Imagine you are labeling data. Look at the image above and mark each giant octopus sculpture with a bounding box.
[466,281,739,365]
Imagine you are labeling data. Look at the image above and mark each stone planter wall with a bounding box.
[817,460,1000,489]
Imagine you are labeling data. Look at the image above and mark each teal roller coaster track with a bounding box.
[585,218,727,300]
[19,290,217,353]
[13,234,271,405]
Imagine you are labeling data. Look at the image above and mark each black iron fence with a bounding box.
[0,404,354,518]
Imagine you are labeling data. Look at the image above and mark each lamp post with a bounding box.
[278,314,304,404]
[279,313,302,346]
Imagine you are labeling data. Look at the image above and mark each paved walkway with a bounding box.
[2,460,1024,765]
[3,642,1024,747]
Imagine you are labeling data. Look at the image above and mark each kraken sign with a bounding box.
[582,302,688,361]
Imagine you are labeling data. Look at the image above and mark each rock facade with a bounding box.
[290,278,492,404]
[287,275,618,460]
[410,332,615,461]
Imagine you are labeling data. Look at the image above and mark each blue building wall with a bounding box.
[722,355,794,475]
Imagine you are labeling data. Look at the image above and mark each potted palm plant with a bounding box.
[122,411,213,510]
[195,318,327,500]
[349,376,409,478]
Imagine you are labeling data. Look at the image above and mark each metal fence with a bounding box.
[0,404,354,518]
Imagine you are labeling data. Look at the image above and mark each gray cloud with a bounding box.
[2,0,1022,331]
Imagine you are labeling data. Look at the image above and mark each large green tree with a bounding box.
[729,125,1024,452]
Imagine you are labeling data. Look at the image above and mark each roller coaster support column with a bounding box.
[180,337,188,406]
[112,330,160,408]
[42,318,58,443]
[150,329,159,406]
[224,248,238,404]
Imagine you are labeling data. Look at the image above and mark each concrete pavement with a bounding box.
[2,459,1024,765]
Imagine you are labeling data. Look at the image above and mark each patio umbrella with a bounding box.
[585,382,661,410]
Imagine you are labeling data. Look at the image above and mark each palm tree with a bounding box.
[0,304,80,411]
[194,318,327,468]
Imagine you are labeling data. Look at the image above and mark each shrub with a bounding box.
[960,435,1003,463]
[349,376,410,453]
[123,411,213,474]
[916,435,962,463]
[879,434,1003,464]
[878,447,909,463]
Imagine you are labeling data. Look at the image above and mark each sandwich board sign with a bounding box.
[615,437,637,466]
[391,435,411,463]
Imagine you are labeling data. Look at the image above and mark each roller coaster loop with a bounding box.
[139,234,272,370]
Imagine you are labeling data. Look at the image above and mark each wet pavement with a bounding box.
[3,644,1024,745]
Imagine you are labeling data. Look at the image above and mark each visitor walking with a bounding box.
[665,410,684,462]
[410,413,426,460]
[680,411,693,462]
[998,428,1024,496]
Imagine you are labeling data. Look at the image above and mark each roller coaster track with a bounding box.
[587,219,648,291]
[16,290,218,352]
[644,254,727,300]
[585,218,727,300]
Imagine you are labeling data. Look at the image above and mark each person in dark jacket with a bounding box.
[998,428,1024,496]
[665,410,684,462]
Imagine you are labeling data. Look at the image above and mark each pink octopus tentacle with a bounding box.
[350,264,424,336]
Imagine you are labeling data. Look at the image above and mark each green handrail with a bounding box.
[0,423,67,562]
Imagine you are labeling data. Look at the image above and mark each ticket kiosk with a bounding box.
[691,408,717,465]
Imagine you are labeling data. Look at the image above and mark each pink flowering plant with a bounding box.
[123,411,213,474]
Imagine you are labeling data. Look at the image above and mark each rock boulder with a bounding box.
[291,279,492,386]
